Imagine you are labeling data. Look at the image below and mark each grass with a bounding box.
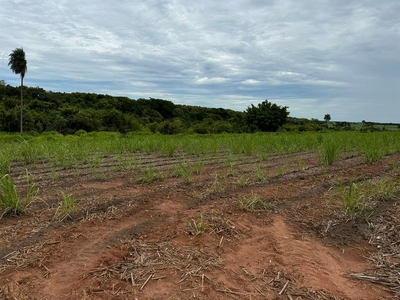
[237,192,269,211]
[0,170,39,218]
[363,147,385,164]
[187,212,206,237]
[211,177,225,193]
[236,175,250,187]
[254,166,266,182]
[338,180,366,217]
[333,176,399,218]
[172,162,194,182]
[53,192,78,221]
[141,167,164,183]
[365,177,399,201]
[319,138,340,166]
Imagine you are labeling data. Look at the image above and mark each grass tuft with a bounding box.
[319,139,340,166]
[338,180,366,217]
[187,212,206,237]
[0,170,39,218]
[53,192,78,221]
[238,192,269,211]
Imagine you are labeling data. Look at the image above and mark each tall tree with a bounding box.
[8,48,27,134]
[324,114,331,127]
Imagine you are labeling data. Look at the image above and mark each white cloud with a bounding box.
[1,0,400,122]
[195,77,229,84]
[242,79,261,85]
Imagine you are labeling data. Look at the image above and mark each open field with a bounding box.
[1,132,400,299]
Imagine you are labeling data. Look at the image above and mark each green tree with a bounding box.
[244,100,289,132]
[8,48,27,134]
[324,114,331,127]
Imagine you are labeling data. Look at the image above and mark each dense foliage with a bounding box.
[245,100,289,132]
[0,84,306,134]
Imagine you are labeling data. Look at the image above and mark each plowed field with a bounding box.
[1,149,399,299]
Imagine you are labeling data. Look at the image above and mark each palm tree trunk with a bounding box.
[20,76,23,134]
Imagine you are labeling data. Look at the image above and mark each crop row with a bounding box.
[1,131,400,175]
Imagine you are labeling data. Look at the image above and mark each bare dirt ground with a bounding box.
[1,150,399,299]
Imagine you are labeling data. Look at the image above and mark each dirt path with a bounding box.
[1,151,398,299]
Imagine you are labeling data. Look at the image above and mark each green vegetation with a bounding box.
[0,171,38,218]
[319,137,341,166]
[53,192,78,221]
[244,99,289,132]
[334,177,399,218]
[338,180,366,217]
[238,192,269,211]
[187,212,206,237]
[0,131,399,174]
[140,167,164,184]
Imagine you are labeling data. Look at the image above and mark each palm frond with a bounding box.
[8,48,27,78]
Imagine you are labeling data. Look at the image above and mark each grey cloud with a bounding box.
[1,0,400,122]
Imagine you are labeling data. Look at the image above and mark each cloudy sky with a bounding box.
[1,1,400,122]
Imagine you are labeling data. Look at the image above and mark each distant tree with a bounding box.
[245,100,289,132]
[324,114,331,127]
[0,79,6,86]
[8,48,27,134]
[361,120,376,132]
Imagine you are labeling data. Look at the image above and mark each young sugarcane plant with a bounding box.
[0,170,38,218]
[53,192,77,221]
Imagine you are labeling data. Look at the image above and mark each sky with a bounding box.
[1,0,400,123]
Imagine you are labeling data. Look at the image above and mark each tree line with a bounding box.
[0,83,301,135]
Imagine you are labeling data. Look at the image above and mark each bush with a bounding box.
[75,129,87,136]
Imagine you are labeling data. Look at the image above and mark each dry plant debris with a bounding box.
[0,280,34,300]
[349,204,400,297]
[232,267,346,300]
[91,239,222,290]
[1,241,50,272]
[209,215,239,239]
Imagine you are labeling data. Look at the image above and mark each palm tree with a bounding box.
[8,48,27,134]
[324,114,331,128]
